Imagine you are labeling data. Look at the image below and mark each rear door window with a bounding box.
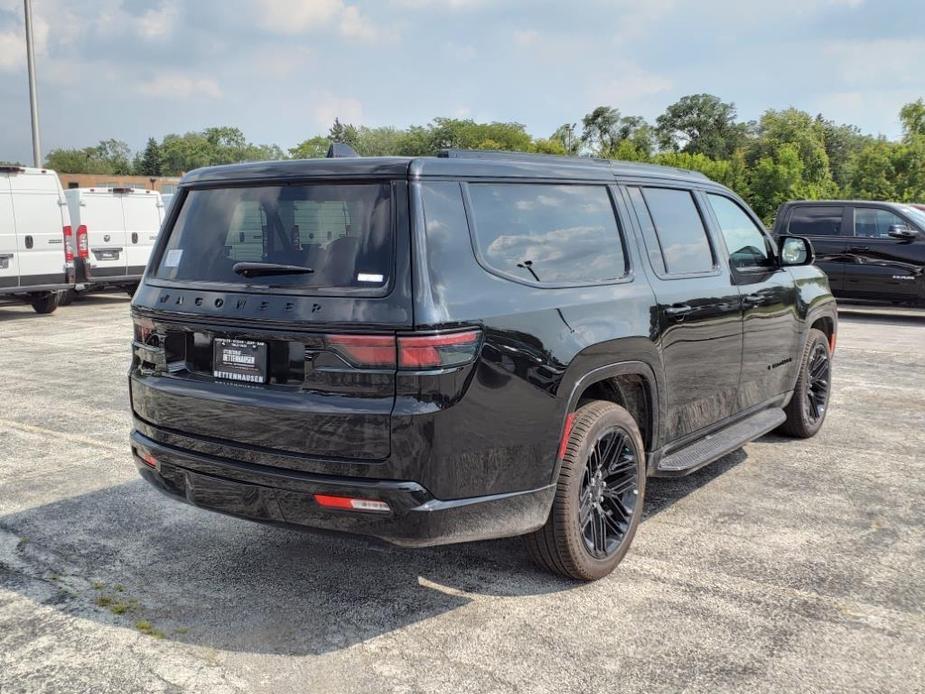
[788,206,844,236]
[154,183,392,290]
[630,187,715,275]
[467,183,626,285]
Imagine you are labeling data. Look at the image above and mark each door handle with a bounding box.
[743,293,763,306]
[665,303,693,316]
[849,246,870,252]
[24,235,33,249]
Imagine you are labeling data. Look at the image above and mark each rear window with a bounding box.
[788,206,844,236]
[467,183,626,285]
[154,184,392,290]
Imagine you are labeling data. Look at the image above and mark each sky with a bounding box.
[0,0,923,163]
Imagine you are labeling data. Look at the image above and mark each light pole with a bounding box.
[23,0,41,167]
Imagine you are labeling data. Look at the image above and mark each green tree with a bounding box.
[899,99,925,140]
[655,94,749,159]
[580,106,622,156]
[845,140,898,200]
[135,137,162,176]
[815,116,870,191]
[329,118,360,148]
[550,123,580,154]
[289,136,331,159]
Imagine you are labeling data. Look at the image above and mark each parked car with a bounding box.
[128,150,837,581]
[773,200,925,306]
[63,187,164,299]
[0,165,74,313]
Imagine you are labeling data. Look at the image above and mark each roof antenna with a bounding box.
[326,143,359,158]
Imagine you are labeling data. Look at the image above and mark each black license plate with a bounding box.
[213,339,268,384]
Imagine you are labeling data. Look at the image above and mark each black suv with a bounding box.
[773,200,925,306]
[129,150,837,581]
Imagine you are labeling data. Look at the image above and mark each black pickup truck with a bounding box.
[128,149,837,580]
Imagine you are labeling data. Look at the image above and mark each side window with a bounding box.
[631,187,715,275]
[707,194,776,270]
[467,183,626,285]
[855,208,906,238]
[788,206,844,236]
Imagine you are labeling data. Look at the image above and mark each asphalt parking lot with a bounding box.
[0,295,923,693]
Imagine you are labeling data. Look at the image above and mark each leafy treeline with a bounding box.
[43,95,925,222]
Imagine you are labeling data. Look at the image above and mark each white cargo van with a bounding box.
[64,187,164,295]
[0,166,74,313]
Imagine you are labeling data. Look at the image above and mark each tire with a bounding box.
[526,401,646,581]
[30,292,60,314]
[778,328,831,438]
[58,289,76,306]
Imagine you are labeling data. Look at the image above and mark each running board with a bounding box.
[654,408,786,477]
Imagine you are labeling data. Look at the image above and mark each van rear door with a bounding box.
[131,180,412,464]
[122,190,162,276]
[0,173,20,288]
[9,170,67,287]
[83,190,129,279]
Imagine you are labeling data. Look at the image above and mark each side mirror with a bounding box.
[888,224,917,240]
[779,236,814,267]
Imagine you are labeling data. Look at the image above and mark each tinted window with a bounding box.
[788,206,844,236]
[855,208,906,238]
[707,194,776,270]
[626,187,666,274]
[467,183,625,284]
[155,184,391,290]
[637,187,714,275]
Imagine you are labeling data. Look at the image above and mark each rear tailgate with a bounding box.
[131,179,412,465]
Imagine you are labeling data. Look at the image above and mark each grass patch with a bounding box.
[135,620,165,639]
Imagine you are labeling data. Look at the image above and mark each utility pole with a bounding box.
[24,0,41,167]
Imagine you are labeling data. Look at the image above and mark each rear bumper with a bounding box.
[130,430,554,547]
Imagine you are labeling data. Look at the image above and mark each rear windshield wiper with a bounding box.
[232,262,315,278]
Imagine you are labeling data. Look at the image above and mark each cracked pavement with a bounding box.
[0,294,923,693]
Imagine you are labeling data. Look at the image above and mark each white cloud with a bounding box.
[822,38,925,86]
[136,3,179,41]
[513,29,540,47]
[137,73,222,99]
[390,0,489,9]
[255,0,387,41]
[311,93,364,129]
[591,63,673,103]
[0,26,24,71]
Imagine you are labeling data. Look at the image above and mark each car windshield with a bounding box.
[154,183,392,290]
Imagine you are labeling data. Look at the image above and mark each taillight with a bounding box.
[324,330,482,370]
[62,225,74,262]
[326,334,396,368]
[398,330,481,369]
[76,225,88,258]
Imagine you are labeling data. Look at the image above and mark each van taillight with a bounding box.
[62,226,74,262]
[76,225,88,258]
[324,330,482,370]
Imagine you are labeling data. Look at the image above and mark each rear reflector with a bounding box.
[829,333,836,354]
[140,451,157,468]
[63,226,74,262]
[314,494,390,513]
[398,330,481,369]
[558,412,577,461]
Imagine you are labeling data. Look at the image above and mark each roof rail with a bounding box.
[438,149,609,165]
[0,165,25,173]
[436,149,709,179]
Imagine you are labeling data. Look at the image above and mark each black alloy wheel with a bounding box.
[579,428,639,559]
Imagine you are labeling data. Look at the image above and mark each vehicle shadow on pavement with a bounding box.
[1,446,751,656]
[643,448,748,520]
[0,478,573,656]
